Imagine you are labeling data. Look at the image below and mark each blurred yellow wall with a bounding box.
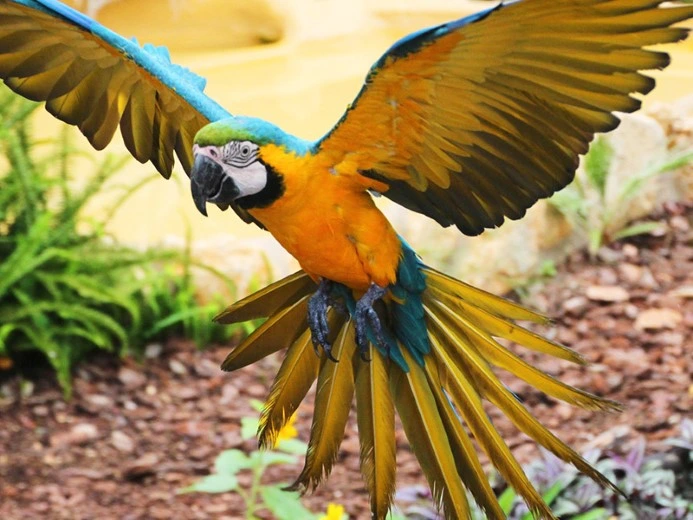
[32,1,693,247]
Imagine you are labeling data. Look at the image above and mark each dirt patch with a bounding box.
[1,204,691,519]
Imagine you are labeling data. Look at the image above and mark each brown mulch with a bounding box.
[0,203,691,519]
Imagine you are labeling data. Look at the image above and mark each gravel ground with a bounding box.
[0,204,691,519]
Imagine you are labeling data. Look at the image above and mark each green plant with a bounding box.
[548,136,693,256]
[393,420,693,519]
[0,85,239,396]
[180,402,336,520]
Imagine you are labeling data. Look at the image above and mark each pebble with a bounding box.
[639,268,659,289]
[219,384,240,405]
[52,423,99,447]
[111,431,136,453]
[123,453,160,480]
[583,425,632,450]
[173,387,199,401]
[622,243,639,259]
[85,394,114,410]
[33,405,49,417]
[144,343,163,359]
[634,308,683,330]
[670,285,693,299]
[618,263,642,284]
[601,348,650,378]
[596,247,622,264]
[562,296,589,315]
[670,215,689,232]
[118,368,147,390]
[623,304,639,319]
[585,285,630,302]
[169,359,188,376]
[195,358,221,377]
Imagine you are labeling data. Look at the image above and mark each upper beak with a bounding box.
[190,154,240,216]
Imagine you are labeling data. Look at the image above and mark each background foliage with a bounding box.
[0,85,240,396]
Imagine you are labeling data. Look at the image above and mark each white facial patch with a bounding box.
[222,161,268,198]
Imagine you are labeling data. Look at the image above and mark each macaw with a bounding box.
[1,0,691,518]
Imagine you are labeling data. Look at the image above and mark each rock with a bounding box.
[53,423,99,447]
[172,387,199,401]
[670,215,690,232]
[670,285,693,299]
[596,247,622,265]
[118,367,147,390]
[618,263,642,284]
[195,358,222,378]
[33,405,49,417]
[585,285,630,302]
[168,359,188,376]
[621,243,639,259]
[584,425,632,451]
[219,384,240,405]
[602,348,650,378]
[144,343,163,359]
[188,445,214,461]
[85,394,114,410]
[123,453,159,480]
[111,431,136,453]
[174,421,213,438]
[562,296,589,315]
[603,113,672,230]
[634,308,683,330]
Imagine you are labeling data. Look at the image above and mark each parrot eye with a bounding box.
[222,141,259,167]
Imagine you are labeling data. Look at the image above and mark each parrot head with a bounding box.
[190,116,302,216]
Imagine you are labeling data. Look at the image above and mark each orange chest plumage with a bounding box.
[248,146,402,291]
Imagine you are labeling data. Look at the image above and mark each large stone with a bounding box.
[65,0,285,50]
[602,113,671,233]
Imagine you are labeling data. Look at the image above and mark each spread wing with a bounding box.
[0,0,261,226]
[315,0,693,236]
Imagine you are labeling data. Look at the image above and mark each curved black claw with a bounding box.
[308,279,339,362]
[354,283,388,361]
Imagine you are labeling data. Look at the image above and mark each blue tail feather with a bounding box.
[391,240,430,368]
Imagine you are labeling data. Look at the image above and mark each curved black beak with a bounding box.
[190,154,238,216]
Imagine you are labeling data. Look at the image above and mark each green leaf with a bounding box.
[548,187,588,225]
[241,417,260,441]
[249,451,297,467]
[611,221,664,242]
[179,474,238,494]
[0,83,243,394]
[584,137,613,197]
[498,486,517,515]
[540,480,565,508]
[214,449,252,475]
[276,438,308,455]
[588,227,604,256]
[573,508,608,520]
[259,485,317,520]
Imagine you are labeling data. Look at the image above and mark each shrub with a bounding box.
[394,419,693,519]
[0,85,239,396]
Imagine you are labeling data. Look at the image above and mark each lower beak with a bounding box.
[190,154,238,216]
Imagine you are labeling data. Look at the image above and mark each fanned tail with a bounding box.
[217,261,621,519]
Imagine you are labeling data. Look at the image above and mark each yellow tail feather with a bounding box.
[258,329,320,449]
[354,352,397,518]
[217,270,621,519]
[290,322,357,491]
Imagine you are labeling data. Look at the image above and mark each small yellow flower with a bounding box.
[274,412,298,446]
[319,503,345,520]
[0,357,13,370]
